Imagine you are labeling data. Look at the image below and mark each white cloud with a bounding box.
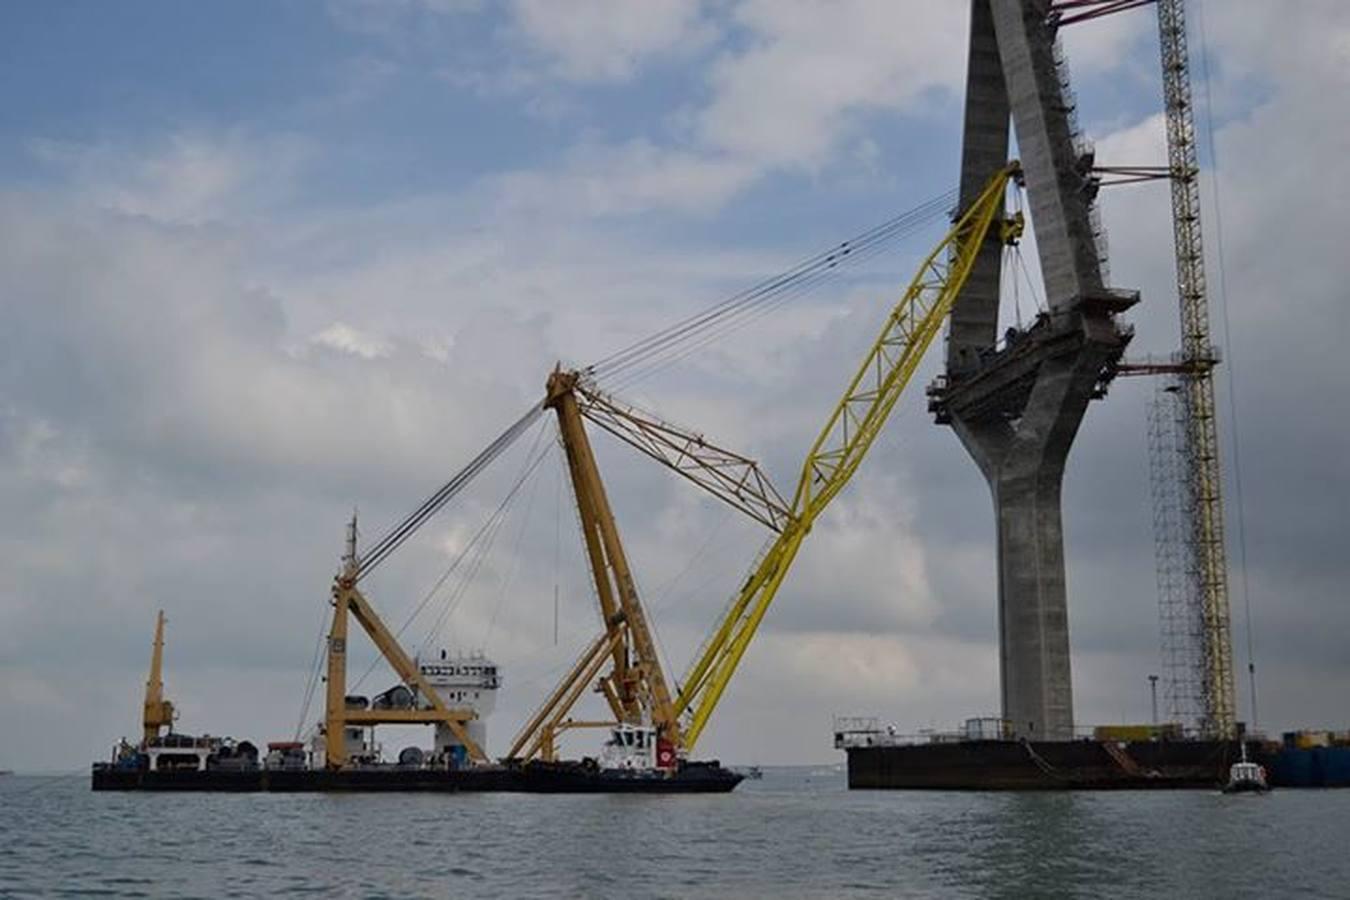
[494,140,756,216]
[508,0,712,83]
[697,0,966,170]
[310,321,395,359]
[28,132,308,225]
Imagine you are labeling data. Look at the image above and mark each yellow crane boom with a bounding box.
[675,163,1024,749]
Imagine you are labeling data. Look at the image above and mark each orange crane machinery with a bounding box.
[142,610,176,743]
[508,163,1023,759]
[505,368,790,762]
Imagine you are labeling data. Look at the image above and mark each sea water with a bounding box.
[2,767,1346,898]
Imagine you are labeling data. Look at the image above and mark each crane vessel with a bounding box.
[92,164,1025,794]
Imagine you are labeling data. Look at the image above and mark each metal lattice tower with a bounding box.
[1156,0,1235,738]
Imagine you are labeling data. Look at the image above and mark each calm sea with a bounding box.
[2,767,1346,898]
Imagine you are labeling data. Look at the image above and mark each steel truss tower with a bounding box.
[1155,0,1236,738]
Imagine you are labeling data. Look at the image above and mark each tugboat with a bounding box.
[1223,745,1270,794]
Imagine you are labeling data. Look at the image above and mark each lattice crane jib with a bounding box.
[675,164,1025,749]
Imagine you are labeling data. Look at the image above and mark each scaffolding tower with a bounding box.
[1148,383,1202,726]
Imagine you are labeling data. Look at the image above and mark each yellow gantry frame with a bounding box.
[674,163,1023,749]
[324,548,486,769]
[505,369,683,761]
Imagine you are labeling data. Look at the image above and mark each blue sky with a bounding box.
[2,1,1346,771]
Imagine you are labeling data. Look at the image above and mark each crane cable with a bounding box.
[589,188,958,387]
[293,422,553,733]
[348,187,960,580]
[597,190,956,388]
[1196,0,1257,728]
[299,186,963,728]
[349,426,553,695]
[355,402,544,578]
[607,210,949,394]
[416,421,552,657]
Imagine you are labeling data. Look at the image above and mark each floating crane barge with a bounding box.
[93,161,1026,794]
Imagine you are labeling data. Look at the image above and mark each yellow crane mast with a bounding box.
[142,610,175,743]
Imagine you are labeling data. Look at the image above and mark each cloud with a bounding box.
[696,0,966,170]
[28,132,309,225]
[309,321,395,359]
[494,140,757,217]
[508,0,713,83]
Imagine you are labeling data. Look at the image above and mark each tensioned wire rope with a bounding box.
[358,424,553,691]
[1195,0,1258,729]
[589,187,958,389]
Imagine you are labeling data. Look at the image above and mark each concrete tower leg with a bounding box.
[951,345,1116,741]
[933,0,1136,741]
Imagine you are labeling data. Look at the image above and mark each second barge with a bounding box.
[835,718,1350,789]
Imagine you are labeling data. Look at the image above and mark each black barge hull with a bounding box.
[92,761,742,793]
[844,739,1269,790]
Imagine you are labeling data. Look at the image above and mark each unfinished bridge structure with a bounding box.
[928,0,1139,741]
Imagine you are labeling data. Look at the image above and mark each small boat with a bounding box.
[1223,746,1270,794]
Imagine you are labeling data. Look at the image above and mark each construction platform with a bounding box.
[840,737,1256,790]
[836,721,1350,790]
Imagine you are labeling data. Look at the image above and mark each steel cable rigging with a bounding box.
[307,187,968,740]
[354,403,544,579]
[348,188,960,583]
[589,188,958,388]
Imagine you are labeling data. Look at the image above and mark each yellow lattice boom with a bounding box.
[675,163,1024,749]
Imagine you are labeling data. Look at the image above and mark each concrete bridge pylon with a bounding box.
[929,0,1138,741]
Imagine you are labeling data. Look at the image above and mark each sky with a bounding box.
[2,0,1347,771]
